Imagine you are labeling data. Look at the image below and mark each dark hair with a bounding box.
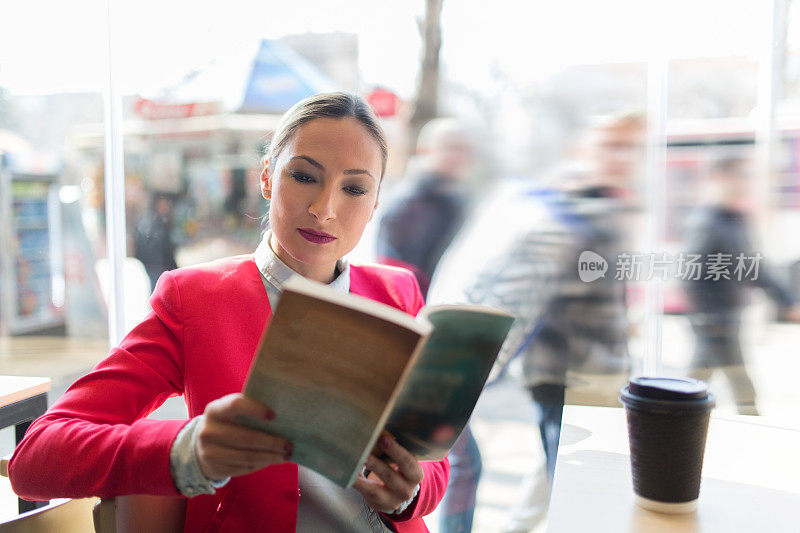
[264,92,388,179]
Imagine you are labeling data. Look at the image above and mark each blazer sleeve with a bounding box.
[9,271,189,500]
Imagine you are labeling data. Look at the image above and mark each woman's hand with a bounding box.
[353,435,424,514]
[194,393,293,481]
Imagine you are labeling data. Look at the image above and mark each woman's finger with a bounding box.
[197,442,290,477]
[376,435,423,485]
[199,419,292,455]
[363,455,416,503]
[205,393,275,424]
[354,437,424,514]
[353,476,398,514]
[196,393,291,480]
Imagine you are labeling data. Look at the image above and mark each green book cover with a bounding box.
[384,306,514,461]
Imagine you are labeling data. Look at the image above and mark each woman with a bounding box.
[9,92,449,532]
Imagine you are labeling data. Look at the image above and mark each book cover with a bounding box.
[384,306,514,461]
[241,276,512,488]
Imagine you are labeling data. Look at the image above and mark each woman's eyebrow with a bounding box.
[343,168,375,180]
[291,155,324,170]
[291,155,375,181]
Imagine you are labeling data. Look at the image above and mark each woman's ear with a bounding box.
[368,198,379,222]
[260,161,271,199]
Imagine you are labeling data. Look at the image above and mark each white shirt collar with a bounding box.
[254,230,350,294]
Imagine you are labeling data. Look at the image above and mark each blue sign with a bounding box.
[240,40,339,113]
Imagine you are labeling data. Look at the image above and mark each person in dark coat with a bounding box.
[133,193,178,289]
[377,119,474,298]
[684,156,800,415]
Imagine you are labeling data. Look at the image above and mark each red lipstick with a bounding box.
[298,228,337,244]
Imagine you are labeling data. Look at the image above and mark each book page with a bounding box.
[242,288,427,488]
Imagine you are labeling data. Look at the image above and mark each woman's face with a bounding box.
[262,117,382,283]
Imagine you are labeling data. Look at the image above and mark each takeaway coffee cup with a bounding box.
[619,376,715,514]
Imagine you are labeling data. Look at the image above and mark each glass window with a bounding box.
[0,0,110,519]
[1,1,798,529]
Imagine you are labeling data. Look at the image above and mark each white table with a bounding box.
[546,406,800,532]
[0,375,51,513]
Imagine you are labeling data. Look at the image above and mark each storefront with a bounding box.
[69,39,341,265]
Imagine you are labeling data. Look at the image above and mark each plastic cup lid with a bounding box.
[627,376,708,401]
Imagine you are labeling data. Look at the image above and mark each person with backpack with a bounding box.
[430,111,644,532]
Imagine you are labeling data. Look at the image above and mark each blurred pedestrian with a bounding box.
[683,156,800,415]
[133,192,178,289]
[430,111,645,532]
[377,118,481,533]
[377,118,474,297]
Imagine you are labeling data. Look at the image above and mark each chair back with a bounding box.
[92,499,116,533]
[3,452,182,532]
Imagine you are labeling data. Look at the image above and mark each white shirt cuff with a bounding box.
[169,415,230,497]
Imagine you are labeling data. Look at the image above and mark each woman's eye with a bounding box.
[344,185,367,196]
[290,171,315,184]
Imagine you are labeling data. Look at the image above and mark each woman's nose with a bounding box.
[308,188,336,221]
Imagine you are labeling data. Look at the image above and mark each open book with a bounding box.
[241,275,514,488]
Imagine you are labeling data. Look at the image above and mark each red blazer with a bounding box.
[9,256,449,532]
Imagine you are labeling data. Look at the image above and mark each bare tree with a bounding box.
[407,0,443,157]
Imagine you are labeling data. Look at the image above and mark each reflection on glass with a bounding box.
[0,4,111,521]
